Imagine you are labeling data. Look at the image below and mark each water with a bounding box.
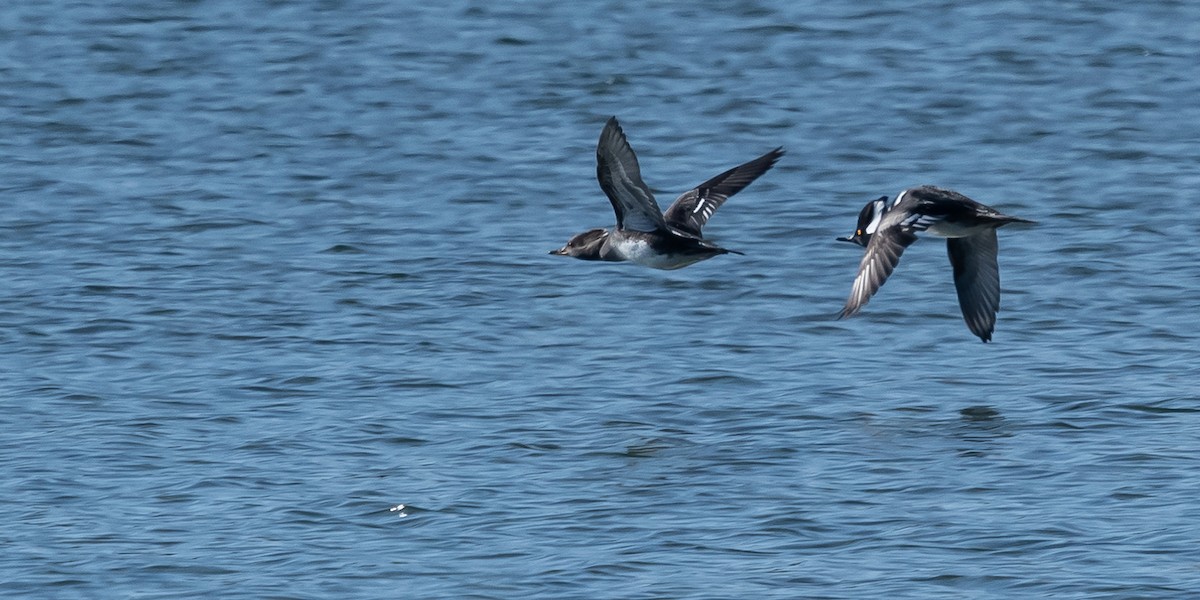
[3,1,1199,598]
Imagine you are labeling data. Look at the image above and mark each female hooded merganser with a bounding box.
[837,185,1034,342]
[551,116,783,270]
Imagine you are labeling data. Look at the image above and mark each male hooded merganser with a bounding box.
[837,185,1035,342]
[550,116,783,269]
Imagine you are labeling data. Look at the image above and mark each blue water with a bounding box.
[3,1,1200,598]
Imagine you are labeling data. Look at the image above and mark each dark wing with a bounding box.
[662,147,785,237]
[838,227,919,319]
[596,117,667,233]
[947,231,1001,343]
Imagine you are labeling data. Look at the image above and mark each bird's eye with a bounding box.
[856,229,862,236]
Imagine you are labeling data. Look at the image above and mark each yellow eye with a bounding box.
[856,229,862,236]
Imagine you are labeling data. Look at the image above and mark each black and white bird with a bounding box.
[550,116,783,270]
[837,186,1035,342]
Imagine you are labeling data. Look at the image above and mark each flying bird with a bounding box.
[837,186,1034,342]
[551,116,783,270]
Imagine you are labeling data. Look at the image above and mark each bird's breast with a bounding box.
[610,235,699,270]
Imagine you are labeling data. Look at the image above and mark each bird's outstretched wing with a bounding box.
[947,230,1001,343]
[596,117,667,233]
[662,147,784,237]
[838,227,919,319]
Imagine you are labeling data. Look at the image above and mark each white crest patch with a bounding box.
[864,200,886,235]
[890,189,908,209]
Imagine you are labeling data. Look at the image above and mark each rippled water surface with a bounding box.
[4,1,1200,598]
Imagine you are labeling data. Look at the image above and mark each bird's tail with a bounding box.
[998,214,1037,225]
